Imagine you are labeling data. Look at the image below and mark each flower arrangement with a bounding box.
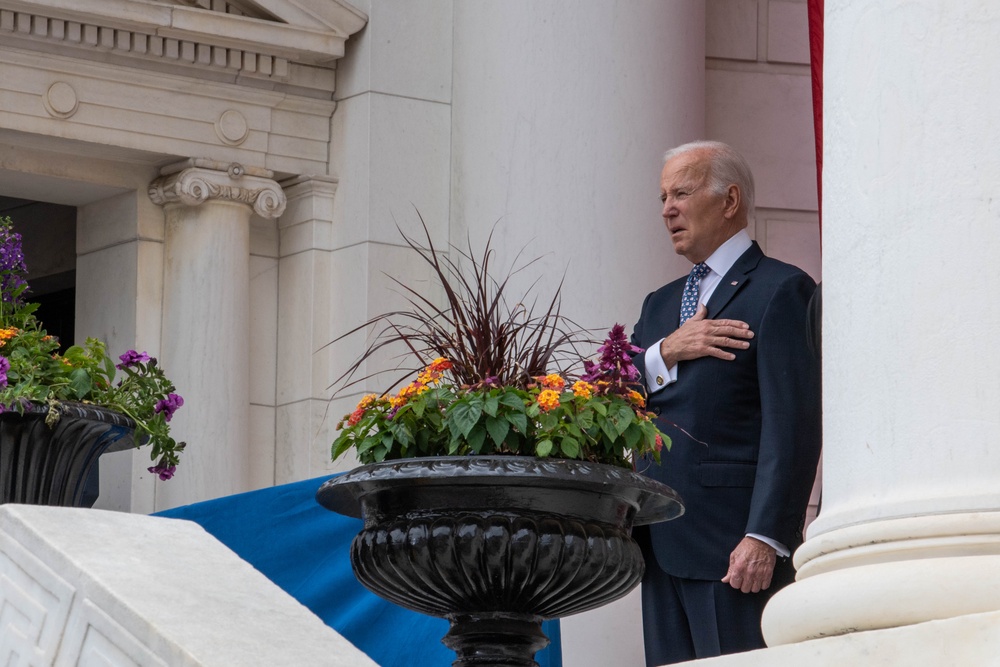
[331,221,669,469]
[0,215,185,479]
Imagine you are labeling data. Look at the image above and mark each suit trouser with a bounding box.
[638,541,795,666]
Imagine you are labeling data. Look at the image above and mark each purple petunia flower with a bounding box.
[117,350,151,369]
[147,463,177,481]
[0,224,28,305]
[154,393,184,422]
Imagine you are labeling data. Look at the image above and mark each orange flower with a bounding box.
[429,357,452,372]
[537,389,560,412]
[0,327,18,346]
[571,381,593,399]
[628,390,645,408]
[540,374,566,391]
[347,407,365,427]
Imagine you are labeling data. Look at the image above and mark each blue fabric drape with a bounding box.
[155,474,562,667]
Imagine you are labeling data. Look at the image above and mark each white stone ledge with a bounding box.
[0,504,377,667]
[679,609,1000,666]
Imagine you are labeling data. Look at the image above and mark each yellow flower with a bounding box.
[417,357,452,386]
[571,381,593,398]
[628,390,646,408]
[540,374,566,391]
[0,327,18,346]
[537,389,561,412]
[389,382,421,408]
[356,393,377,411]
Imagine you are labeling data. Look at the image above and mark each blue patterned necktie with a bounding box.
[679,262,711,325]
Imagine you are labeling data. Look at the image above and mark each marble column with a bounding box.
[148,159,286,509]
[762,0,1000,645]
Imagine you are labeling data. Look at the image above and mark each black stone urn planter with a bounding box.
[0,402,137,507]
[317,456,683,667]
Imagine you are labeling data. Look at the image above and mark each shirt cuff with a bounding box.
[747,533,790,558]
[644,340,678,393]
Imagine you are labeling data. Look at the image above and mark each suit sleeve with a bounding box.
[630,291,654,382]
[745,273,822,548]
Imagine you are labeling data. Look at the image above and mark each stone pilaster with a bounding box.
[148,159,286,509]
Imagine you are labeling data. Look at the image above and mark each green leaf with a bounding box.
[535,439,554,457]
[485,414,509,446]
[483,395,499,417]
[390,422,414,448]
[525,403,540,418]
[332,436,353,460]
[68,369,92,400]
[448,401,483,438]
[600,416,619,443]
[560,436,580,458]
[537,412,558,430]
[623,423,641,450]
[467,425,488,453]
[610,403,635,436]
[357,437,378,455]
[505,410,528,434]
[589,399,607,416]
[575,409,594,430]
[498,392,527,409]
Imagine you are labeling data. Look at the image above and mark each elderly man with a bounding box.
[630,140,821,665]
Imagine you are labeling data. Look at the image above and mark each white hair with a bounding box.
[663,140,755,221]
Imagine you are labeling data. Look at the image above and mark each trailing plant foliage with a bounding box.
[331,219,669,469]
[0,215,185,480]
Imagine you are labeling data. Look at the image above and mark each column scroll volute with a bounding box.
[148,158,287,219]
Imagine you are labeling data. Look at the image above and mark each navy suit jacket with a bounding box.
[631,242,821,580]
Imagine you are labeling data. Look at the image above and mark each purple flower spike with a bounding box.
[148,463,177,481]
[0,355,9,388]
[117,350,151,369]
[582,324,644,390]
[154,393,184,422]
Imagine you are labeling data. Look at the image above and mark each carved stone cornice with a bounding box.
[148,158,286,219]
[0,0,367,91]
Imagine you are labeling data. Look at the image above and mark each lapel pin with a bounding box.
[731,281,739,286]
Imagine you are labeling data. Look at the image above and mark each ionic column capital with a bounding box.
[148,158,286,219]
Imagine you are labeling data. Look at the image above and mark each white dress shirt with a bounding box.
[643,229,753,393]
[641,230,789,557]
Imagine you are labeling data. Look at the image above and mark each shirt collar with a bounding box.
[703,229,752,278]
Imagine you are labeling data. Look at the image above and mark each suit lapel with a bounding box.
[706,242,764,319]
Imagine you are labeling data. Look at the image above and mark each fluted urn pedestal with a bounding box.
[317,456,683,667]
[0,402,136,507]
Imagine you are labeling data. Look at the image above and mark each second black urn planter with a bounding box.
[317,456,683,667]
[0,401,137,507]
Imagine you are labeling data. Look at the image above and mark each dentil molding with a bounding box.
[0,0,367,91]
[148,158,287,219]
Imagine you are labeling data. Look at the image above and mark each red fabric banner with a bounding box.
[808,0,824,233]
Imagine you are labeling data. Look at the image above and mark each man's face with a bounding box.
[659,151,735,263]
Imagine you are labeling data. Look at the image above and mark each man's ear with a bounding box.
[723,184,741,220]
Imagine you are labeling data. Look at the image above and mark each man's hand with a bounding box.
[659,304,753,367]
[721,536,776,593]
